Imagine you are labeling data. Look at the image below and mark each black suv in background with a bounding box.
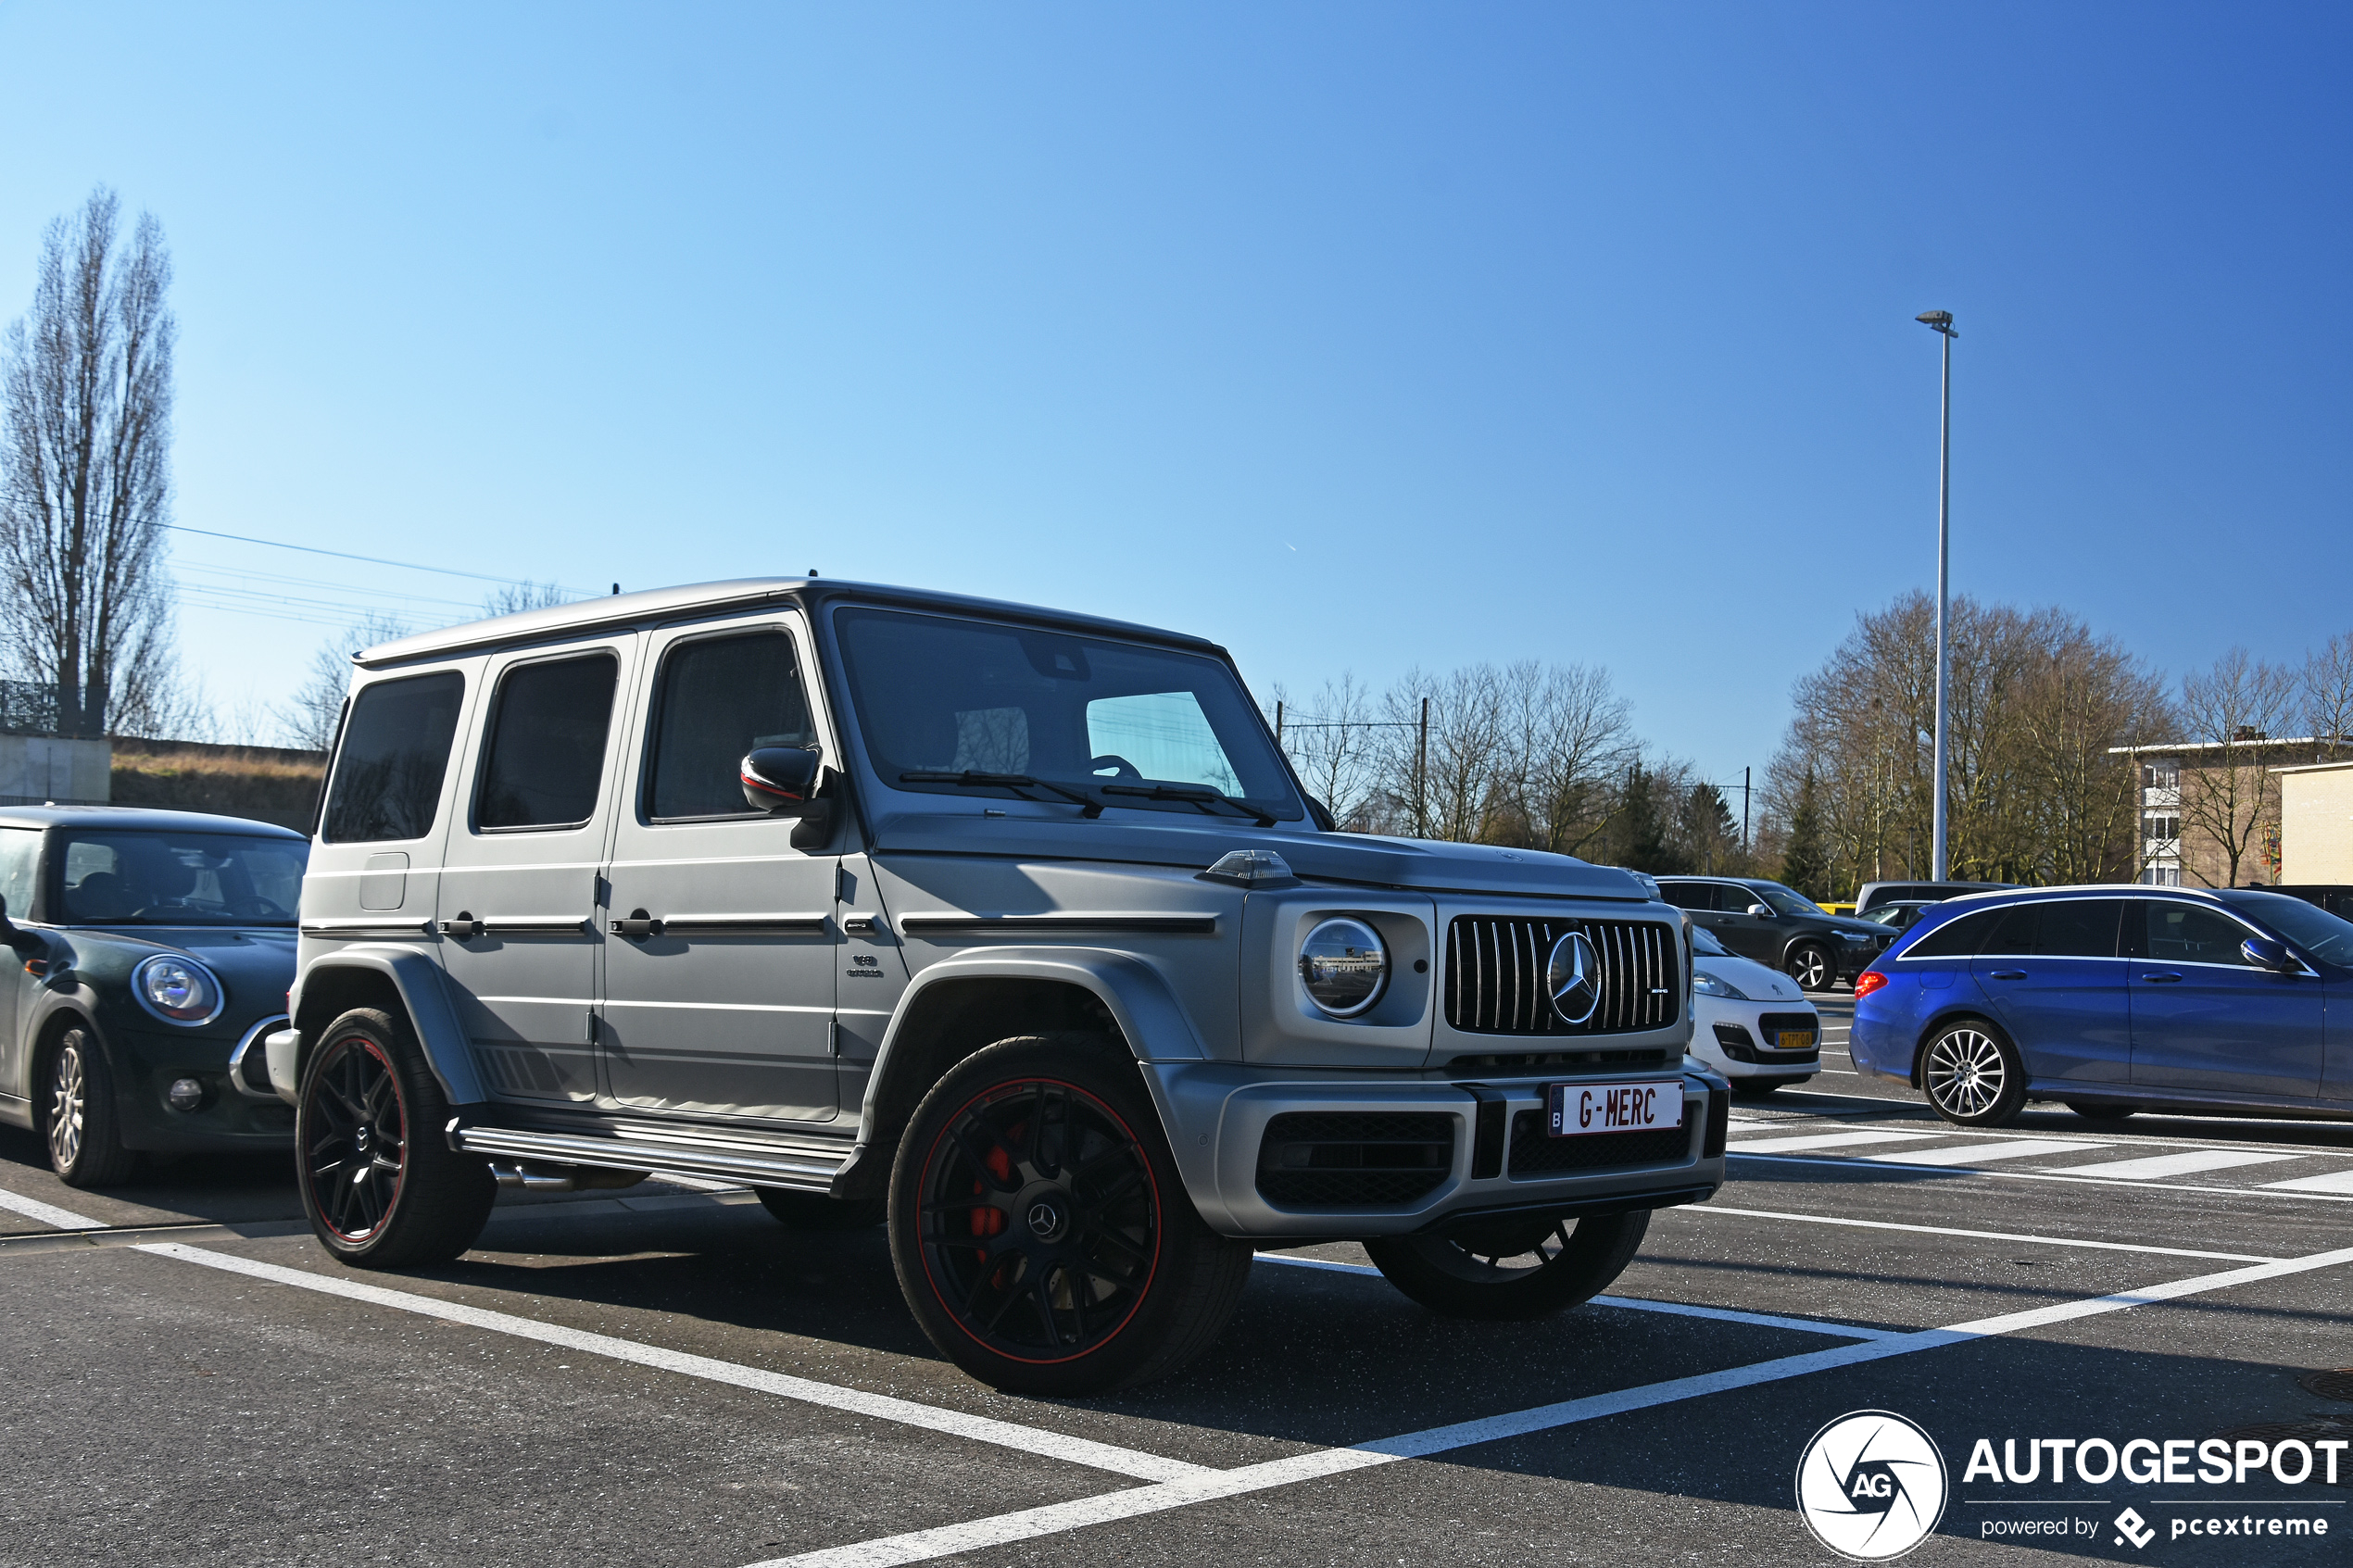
[1657,876,1894,991]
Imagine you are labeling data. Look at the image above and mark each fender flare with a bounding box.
[289,946,485,1108]
[851,946,1210,1147]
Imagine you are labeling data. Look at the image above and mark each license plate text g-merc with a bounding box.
[1545,1081,1683,1136]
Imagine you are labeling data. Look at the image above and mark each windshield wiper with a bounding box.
[899,771,1102,818]
[1099,782,1277,827]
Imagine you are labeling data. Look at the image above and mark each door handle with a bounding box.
[1987,970,2027,981]
[439,911,484,939]
[2141,972,2182,984]
[610,909,666,939]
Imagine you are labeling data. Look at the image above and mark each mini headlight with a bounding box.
[1299,917,1389,1018]
[136,955,222,1023]
[1692,969,1750,1001]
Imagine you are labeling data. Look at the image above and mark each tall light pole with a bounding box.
[1917,309,1957,882]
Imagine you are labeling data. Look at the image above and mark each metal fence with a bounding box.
[0,681,60,737]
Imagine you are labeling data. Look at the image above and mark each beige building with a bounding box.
[2275,760,2353,884]
[2109,736,2339,888]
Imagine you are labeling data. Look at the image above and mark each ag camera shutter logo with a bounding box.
[1795,1410,1950,1561]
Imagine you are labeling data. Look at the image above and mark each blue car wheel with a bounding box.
[1921,1020,2026,1127]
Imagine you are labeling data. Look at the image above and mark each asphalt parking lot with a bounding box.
[3,995,2348,1567]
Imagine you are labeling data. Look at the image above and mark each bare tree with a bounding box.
[2176,647,2296,886]
[0,188,177,736]
[482,579,573,618]
[1272,672,1384,830]
[1512,661,1635,857]
[2303,632,2353,760]
[277,611,411,752]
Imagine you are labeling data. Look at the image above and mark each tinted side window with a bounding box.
[477,655,620,831]
[1660,883,1712,911]
[2037,899,2123,958]
[0,829,39,922]
[2141,901,2256,967]
[647,633,814,821]
[1904,907,2005,959]
[323,672,466,844]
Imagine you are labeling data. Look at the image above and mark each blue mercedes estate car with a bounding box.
[1849,885,2353,1126]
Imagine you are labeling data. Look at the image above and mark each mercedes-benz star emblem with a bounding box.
[1026,1200,1065,1240]
[1546,930,1602,1023]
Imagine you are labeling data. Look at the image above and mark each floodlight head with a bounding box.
[1916,309,1955,335]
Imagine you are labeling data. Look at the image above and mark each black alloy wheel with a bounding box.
[296,1008,494,1267]
[890,1034,1252,1395]
[1365,1210,1650,1320]
[1784,944,1834,993]
[44,1025,138,1187]
[1920,1018,2027,1127]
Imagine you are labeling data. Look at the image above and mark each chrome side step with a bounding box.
[447,1121,850,1195]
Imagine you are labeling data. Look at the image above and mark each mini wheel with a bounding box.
[889,1033,1252,1395]
[44,1024,138,1187]
[1365,1210,1650,1320]
[296,1008,494,1268]
[756,1187,886,1229]
[1920,1020,2026,1127]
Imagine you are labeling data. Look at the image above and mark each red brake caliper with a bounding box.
[970,1124,1016,1239]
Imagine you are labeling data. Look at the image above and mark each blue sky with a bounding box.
[1,3,2346,784]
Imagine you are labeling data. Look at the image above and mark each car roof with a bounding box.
[0,804,307,839]
[354,577,1228,670]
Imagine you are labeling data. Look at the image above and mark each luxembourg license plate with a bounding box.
[1775,1030,1816,1051]
[1545,1081,1684,1137]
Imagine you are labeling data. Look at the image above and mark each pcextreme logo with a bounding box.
[1794,1410,1951,1561]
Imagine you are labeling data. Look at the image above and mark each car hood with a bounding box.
[57,925,296,1021]
[871,812,1650,899]
[1694,952,1807,1001]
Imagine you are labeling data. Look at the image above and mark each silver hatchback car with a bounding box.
[271,579,1726,1391]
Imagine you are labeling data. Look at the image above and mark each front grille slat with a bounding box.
[1256,1112,1456,1210]
[1442,915,1680,1037]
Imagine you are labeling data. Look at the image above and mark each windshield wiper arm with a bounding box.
[1098,782,1277,827]
[899,771,1102,818]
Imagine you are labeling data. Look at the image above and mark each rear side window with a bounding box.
[646,633,815,822]
[323,672,466,844]
[476,654,620,831]
[1979,899,2122,958]
[1660,883,1711,911]
[1903,906,2006,959]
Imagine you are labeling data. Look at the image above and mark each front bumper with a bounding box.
[1691,997,1820,1082]
[107,1020,296,1151]
[1143,1060,1727,1239]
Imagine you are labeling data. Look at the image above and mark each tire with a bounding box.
[1784,944,1834,992]
[2067,1102,2138,1122]
[296,1008,495,1268]
[44,1024,139,1188]
[888,1033,1253,1395]
[1919,1020,2027,1127]
[756,1187,886,1230]
[1365,1210,1650,1321]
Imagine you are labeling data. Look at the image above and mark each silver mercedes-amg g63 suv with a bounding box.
[270,579,1725,1392]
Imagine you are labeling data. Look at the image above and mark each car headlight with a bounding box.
[1299,917,1389,1018]
[135,955,223,1024]
[1837,931,1872,944]
[1692,969,1751,1001]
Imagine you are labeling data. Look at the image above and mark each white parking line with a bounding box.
[1721,1129,1937,1153]
[2262,1168,2353,1194]
[1250,1252,1898,1339]
[2046,1149,2307,1181]
[135,1243,1204,1483]
[749,1244,2353,1568]
[1870,1139,2094,1167]
[0,1185,104,1230]
[1727,1150,2353,1202]
[1687,1204,2281,1262]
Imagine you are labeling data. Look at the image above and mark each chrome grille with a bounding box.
[1443,916,1680,1035]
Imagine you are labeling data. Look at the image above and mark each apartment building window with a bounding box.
[2144,814,2180,843]
[2142,762,2180,791]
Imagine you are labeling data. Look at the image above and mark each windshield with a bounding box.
[53,830,308,926]
[1748,882,1828,918]
[1691,925,1731,958]
[2215,890,2353,967]
[836,608,1303,822]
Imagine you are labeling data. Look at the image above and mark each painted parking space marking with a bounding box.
[1251,1253,1898,1339]
[1869,1138,2093,1167]
[0,1184,105,1230]
[2046,1148,2308,1181]
[2260,1168,2353,1194]
[1727,1149,2353,1201]
[1721,1129,1938,1153]
[749,1244,2353,1568]
[134,1242,1205,1483]
[1690,1203,2281,1261]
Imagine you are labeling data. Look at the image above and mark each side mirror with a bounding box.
[740,747,824,814]
[1746,904,1774,920]
[2242,935,2295,972]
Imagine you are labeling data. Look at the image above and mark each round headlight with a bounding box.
[1299,917,1389,1018]
[136,956,222,1023]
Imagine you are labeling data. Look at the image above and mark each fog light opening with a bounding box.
[167,1076,208,1111]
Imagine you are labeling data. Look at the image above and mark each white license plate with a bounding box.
[1544,1081,1684,1137]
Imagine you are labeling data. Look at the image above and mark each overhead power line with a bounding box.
[162,524,596,595]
